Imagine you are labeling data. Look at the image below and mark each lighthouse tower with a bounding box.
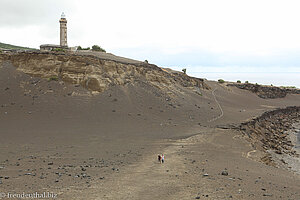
[59,12,68,47]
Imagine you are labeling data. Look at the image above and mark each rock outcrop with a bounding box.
[0,51,209,93]
[239,106,300,165]
[228,83,300,99]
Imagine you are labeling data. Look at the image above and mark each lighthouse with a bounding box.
[59,12,68,47]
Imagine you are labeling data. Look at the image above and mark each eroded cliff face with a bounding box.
[228,83,300,99]
[240,106,300,166]
[0,52,209,93]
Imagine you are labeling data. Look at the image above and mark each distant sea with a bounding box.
[190,72,300,88]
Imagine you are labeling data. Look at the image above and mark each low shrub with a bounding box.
[218,79,225,83]
[77,46,90,50]
[48,76,58,81]
[92,45,106,52]
[52,48,65,52]
[281,86,296,89]
[237,80,241,83]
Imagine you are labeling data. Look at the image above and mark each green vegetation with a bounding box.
[77,45,106,52]
[77,46,90,50]
[280,86,297,89]
[245,81,249,84]
[51,48,65,52]
[0,42,35,50]
[182,68,187,74]
[237,80,241,83]
[48,76,58,81]
[51,48,66,52]
[218,79,225,83]
[196,91,203,96]
[92,45,106,52]
[144,60,148,63]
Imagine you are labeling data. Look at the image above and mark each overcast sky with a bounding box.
[0,0,299,86]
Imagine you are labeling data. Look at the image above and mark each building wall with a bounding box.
[60,19,68,47]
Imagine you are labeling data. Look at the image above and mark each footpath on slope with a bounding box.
[61,89,225,199]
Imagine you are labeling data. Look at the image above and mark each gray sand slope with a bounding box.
[1,53,300,199]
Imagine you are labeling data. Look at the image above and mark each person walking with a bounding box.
[161,154,164,163]
[158,154,161,163]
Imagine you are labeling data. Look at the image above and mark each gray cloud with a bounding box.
[0,0,72,27]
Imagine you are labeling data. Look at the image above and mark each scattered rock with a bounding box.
[239,106,300,165]
[228,83,293,99]
[48,162,53,165]
[221,171,228,176]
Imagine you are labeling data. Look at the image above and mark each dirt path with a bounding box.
[208,88,224,122]
[59,87,227,199]
[93,141,190,200]
[59,137,203,200]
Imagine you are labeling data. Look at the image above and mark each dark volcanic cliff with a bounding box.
[240,106,300,165]
[228,83,300,99]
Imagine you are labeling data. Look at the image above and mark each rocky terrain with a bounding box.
[228,83,300,99]
[0,51,208,95]
[239,106,300,166]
